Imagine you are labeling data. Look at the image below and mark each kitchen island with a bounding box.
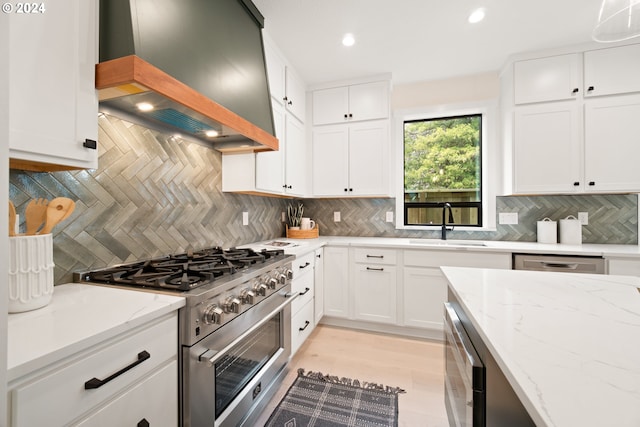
[441,266,640,427]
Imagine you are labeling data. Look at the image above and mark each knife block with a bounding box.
[8,233,54,313]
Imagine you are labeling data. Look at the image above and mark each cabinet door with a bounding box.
[256,101,285,193]
[312,126,349,196]
[264,41,286,105]
[353,265,396,324]
[312,86,350,125]
[584,94,640,192]
[403,267,447,330]
[348,121,389,196]
[323,247,349,318]
[584,44,640,97]
[75,361,177,427]
[314,249,324,325]
[284,115,307,196]
[9,0,98,170]
[348,81,389,121]
[285,68,306,122]
[514,54,581,104]
[513,102,582,193]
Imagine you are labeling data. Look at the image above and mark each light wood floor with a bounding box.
[255,324,449,426]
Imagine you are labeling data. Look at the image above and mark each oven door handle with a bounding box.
[199,291,299,367]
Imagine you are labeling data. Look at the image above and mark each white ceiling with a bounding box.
[253,0,606,86]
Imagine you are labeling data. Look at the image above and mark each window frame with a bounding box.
[403,113,483,227]
[394,101,498,232]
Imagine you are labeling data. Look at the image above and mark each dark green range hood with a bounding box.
[97,0,278,152]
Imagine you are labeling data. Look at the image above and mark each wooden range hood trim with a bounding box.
[95,55,278,152]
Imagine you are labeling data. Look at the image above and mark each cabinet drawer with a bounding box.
[291,301,314,356]
[11,315,177,427]
[403,249,511,269]
[293,252,315,279]
[353,248,397,265]
[292,272,314,315]
[74,360,178,427]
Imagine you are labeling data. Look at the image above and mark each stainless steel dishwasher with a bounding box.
[513,253,606,274]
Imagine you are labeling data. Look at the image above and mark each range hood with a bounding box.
[97,0,278,153]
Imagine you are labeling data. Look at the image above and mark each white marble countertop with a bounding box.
[441,266,640,427]
[7,283,185,382]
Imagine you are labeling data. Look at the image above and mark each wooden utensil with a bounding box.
[25,198,49,235]
[8,201,16,236]
[40,197,76,234]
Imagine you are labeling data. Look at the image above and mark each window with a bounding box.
[403,114,482,227]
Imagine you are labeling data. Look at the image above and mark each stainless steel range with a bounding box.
[75,247,297,427]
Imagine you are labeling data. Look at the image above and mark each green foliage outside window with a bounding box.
[404,115,481,193]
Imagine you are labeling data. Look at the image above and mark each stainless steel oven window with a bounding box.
[215,313,281,418]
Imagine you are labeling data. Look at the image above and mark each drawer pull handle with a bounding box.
[299,262,310,269]
[366,255,384,259]
[299,287,310,296]
[84,350,151,390]
[299,320,310,331]
[138,419,150,427]
[366,267,384,271]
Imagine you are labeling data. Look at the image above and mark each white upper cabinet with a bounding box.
[509,42,640,194]
[9,0,99,171]
[583,44,640,97]
[514,102,582,193]
[264,38,305,122]
[583,94,640,192]
[514,54,582,104]
[312,81,389,125]
[312,120,389,197]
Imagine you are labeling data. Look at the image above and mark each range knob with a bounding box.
[284,268,293,280]
[267,277,278,290]
[203,305,223,325]
[240,289,255,305]
[223,296,241,313]
[253,282,268,296]
[278,273,287,284]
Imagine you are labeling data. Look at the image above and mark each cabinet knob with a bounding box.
[344,114,348,119]
[573,181,580,186]
[283,96,288,102]
[588,181,596,186]
[349,188,353,192]
[571,88,579,94]
[137,419,150,427]
[287,185,292,189]
[587,86,595,92]
[287,100,293,106]
[348,113,353,118]
[83,138,97,150]
[344,188,348,192]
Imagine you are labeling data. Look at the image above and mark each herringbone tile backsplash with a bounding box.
[9,115,289,284]
[9,115,638,284]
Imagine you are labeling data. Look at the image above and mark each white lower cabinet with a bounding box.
[403,267,447,330]
[314,248,324,324]
[321,244,511,339]
[9,314,178,426]
[290,251,316,357]
[322,246,350,318]
[606,257,640,277]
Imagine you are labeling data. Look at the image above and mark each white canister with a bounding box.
[8,233,55,313]
[559,215,582,245]
[536,218,557,244]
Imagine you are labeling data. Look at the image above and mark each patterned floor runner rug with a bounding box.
[264,369,405,427]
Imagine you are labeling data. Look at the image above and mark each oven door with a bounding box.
[444,302,485,427]
[183,285,296,427]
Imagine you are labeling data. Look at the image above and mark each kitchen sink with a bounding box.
[409,239,487,247]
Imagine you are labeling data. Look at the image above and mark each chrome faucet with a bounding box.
[441,202,454,240]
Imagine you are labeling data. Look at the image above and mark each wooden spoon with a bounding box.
[25,198,49,235]
[40,197,76,234]
[8,201,16,236]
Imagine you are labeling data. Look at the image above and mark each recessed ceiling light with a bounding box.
[468,8,486,24]
[204,130,219,138]
[136,102,154,112]
[342,33,355,47]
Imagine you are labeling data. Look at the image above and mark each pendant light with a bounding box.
[593,0,640,42]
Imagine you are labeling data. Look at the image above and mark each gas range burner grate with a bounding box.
[83,246,285,291]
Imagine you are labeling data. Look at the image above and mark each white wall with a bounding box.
[391,71,500,110]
